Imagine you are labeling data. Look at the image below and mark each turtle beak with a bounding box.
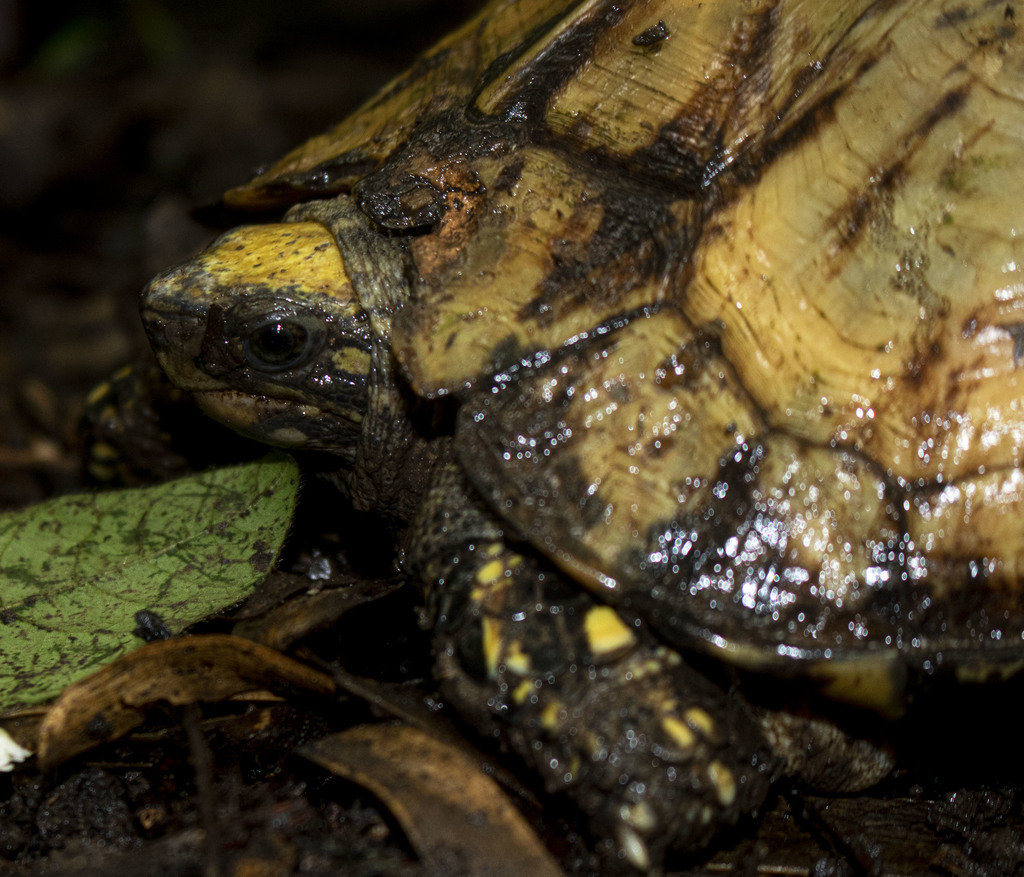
[140,261,221,393]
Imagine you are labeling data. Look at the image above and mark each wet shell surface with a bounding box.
[232,0,1024,703]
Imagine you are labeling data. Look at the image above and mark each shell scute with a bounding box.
[539,1,879,183]
[225,0,583,210]
[686,0,1024,488]
[392,146,696,394]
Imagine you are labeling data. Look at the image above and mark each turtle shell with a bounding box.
[234,0,1024,712]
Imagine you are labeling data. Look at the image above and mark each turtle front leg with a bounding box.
[407,464,776,870]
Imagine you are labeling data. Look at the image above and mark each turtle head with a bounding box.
[141,221,375,463]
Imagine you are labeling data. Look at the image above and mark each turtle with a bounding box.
[139,0,1024,869]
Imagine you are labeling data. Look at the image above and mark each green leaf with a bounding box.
[0,455,300,713]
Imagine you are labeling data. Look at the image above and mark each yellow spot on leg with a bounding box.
[512,680,534,704]
[683,707,716,738]
[504,638,532,675]
[482,617,501,678]
[708,760,736,808]
[470,554,517,604]
[540,700,564,729]
[85,381,112,406]
[661,715,695,750]
[583,605,636,657]
[619,801,657,832]
[616,825,651,871]
[475,559,506,587]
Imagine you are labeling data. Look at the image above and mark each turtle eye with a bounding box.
[242,318,314,372]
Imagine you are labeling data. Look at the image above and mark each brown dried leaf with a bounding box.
[232,578,402,651]
[37,633,335,768]
[302,724,563,877]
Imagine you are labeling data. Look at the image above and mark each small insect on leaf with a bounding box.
[632,19,670,47]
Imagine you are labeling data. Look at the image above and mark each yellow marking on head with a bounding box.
[683,707,716,738]
[583,605,636,657]
[512,680,534,704]
[193,222,361,314]
[87,461,117,482]
[475,558,506,587]
[661,716,696,751]
[331,347,372,377]
[267,426,319,445]
[486,542,504,557]
[89,441,119,462]
[708,760,736,808]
